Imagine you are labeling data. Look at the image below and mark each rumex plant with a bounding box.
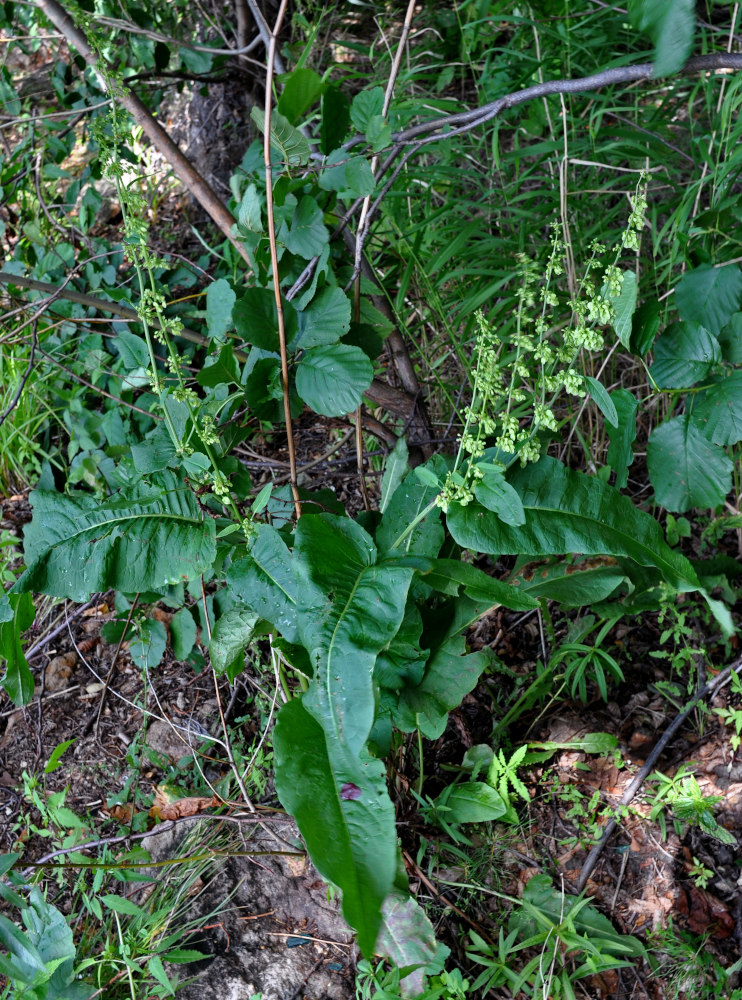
[2,0,742,980]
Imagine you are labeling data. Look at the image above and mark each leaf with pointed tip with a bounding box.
[447,456,700,592]
[14,471,216,602]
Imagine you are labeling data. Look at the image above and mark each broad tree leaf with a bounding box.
[647,414,733,512]
[170,608,197,660]
[319,150,376,199]
[295,344,373,416]
[0,592,35,706]
[606,389,638,488]
[226,524,298,643]
[129,618,167,669]
[209,605,259,676]
[650,322,720,389]
[14,471,216,602]
[250,107,310,166]
[283,196,329,259]
[350,86,384,131]
[320,85,351,154]
[675,264,742,336]
[289,286,351,351]
[692,371,742,445]
[114,329,149,370]
[273,698,396,958]
[446,456,700,592]
[205,278,235,342]
[232,287,297,352]
[277,67,324,124]
[719,313,742,363]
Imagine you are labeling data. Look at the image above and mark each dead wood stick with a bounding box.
[576,652,742,892]
[34,0,254,271]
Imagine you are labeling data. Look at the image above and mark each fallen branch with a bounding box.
[34,0,255,271]
[576,652,742,892]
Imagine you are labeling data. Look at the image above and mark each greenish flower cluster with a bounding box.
[437,180,647,514]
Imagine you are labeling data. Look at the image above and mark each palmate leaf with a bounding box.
[13,470,216,602]
[447,457,699,592]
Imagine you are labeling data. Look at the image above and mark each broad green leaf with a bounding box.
[376,468,443,557]
[209,606,259,676]
[396,605,496,740]
[631,299,661,356]
[473,465,525,525]
[350,86,384,131]
[376,892,438,996]
[719,313,742,363]
[693,372,742,445]
[205,278,235,342]
[606,389,638,488]
[446,457,700,592]
[236,182,262,234]
[629,0,695,77]
[319,150,376,199]
[649,322,720,388]
[647,415,733,512]
[380,438,409,514]
[250,107,310,166]
[367,116,392,152]
[232,287,297,352]
[130,425,177,475]
[295,514,414,756]
[283,196,329,259]
[273,699,396,957]
[417,558,539,611]
[296,344,373,416]
[509,556,627,607]
[129,618,167,669]
[675,264,742,336]
[14,471,216,602]
[290,286,351,351]
[0,592,35,705]
[25,889,80,994]
[608,270,637,348]
[277,66,324,124]
[436,782,507,824]
[226,524,298,643]
[585,376,618,427]
[170,608,197,660]
[320,85,351,154]
[114,330,149,370]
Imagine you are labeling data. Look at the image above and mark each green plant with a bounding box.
[3,1,742,987]
[648,920,742,1000]
[714,669,742,752]
[466,874,645,999]
[646,764,736,845]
